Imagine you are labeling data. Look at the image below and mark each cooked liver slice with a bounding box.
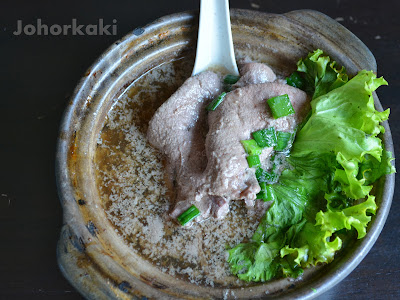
[147,63,310,222]
[147,71,223,218]
[234,62,277,87]
[201,83,309,216]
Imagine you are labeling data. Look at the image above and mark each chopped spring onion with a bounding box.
[270,154,284,173]
[255,167,278,184]
[286,71,305,89]
[270,154,277,171]
[224,84,233,92]
[256,182,276,202]
[224,74,240,84]
[177,205,201,225]
[252,127,277,148]
[275,131,293,152]
[267,94,295,119]
[256,182,267,200]
[265,185,275,201]
[241,139,263,155]
[246,155,261,168]
[256,192,267,200]
[206,92,227,111]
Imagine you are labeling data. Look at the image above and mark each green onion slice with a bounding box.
[256,182,276,202]
[206,92,227,111]
[256,182,268,200]
[270,154,283,172]
[241,139,263,155]
[224,74,240,84]
[267,94,295,119]
[177,205,201,225]
[223,84,232,92]
[246,155,261,168]
[286,71,305,89]
[275,131,293,152]
[252,127,277,148]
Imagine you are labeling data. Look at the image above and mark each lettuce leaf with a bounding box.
[334,153,372,199]
[228,50,395,283]
[297,49,349,99]
[315,195,377,239]
[358,151,396,185]
[281,221,343,267]
[292,70,388,161]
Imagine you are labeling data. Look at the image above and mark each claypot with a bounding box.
[56,9,395,299]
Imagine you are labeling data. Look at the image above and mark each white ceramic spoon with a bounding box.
[192,0,239,76]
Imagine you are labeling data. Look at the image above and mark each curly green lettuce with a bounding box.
[297,48,349,99]
[227,50,395,282]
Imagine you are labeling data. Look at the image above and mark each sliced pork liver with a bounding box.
[147,63,310,222]
[147,71,223,218]
[199,82,309,217]
[234,62,277,87]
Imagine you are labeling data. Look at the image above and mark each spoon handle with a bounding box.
[192,0,239,76]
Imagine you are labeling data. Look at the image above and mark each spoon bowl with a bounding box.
[192,0,239,76]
